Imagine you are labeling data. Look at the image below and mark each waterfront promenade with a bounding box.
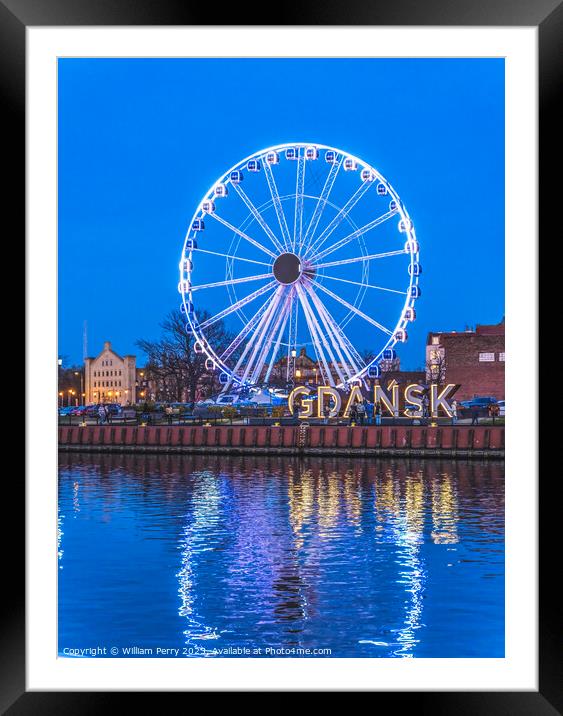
[59,423,504,459]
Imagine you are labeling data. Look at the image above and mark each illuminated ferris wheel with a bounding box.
[178,142,421,390]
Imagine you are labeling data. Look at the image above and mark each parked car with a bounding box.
[104,403,122,415]
[460,396,497,409]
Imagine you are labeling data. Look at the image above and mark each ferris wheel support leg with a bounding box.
[301,286,347,386]
[220,293,273,364]
[264,306,291,385]
[295,284,333,386]
[238,288,285,386]
[304,283,355,385]
[249,290,291,385]
[304,280,365,378]
[223,288,282,391]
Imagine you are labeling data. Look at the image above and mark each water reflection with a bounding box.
[58,453,504,658]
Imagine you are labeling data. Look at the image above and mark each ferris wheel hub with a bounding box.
[273,252,302,285]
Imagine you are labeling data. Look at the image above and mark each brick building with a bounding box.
[426,320,505,401]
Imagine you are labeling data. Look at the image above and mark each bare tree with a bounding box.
[136,309,232,403]
[426,349,447,384]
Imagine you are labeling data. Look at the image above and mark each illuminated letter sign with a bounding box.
[374,380,399,416]
[316,386,342,419]
[430,383,457,418]
[404,383,424,417]
[343,385,364,418]
[288,386,314,419]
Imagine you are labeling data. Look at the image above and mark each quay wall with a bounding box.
[58,424,504,459]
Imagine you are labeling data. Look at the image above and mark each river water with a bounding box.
[58,452,504,658]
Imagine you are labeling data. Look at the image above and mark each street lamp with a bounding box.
[290,349,297,387]
[74,370,84,406]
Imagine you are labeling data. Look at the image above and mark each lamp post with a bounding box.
[290,349,297,389]
[74,370,84,406]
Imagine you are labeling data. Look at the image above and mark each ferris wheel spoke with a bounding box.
[315,249,404,271]
[250,291,291,384]
[225,287,283,389]
[231,183,285,254]
[304,283,364,379]
[300,285,348,385]
[220,293,274,362]
[189,272,272,293]
[305,181,372,258]
[198,281,277,330]
[293,149,306,252]
[192,247,272,268]
[295,284,333,386]
[239,288,286,384]
[303,284,355,383]
[263,161,292,249]
[301,156,343,254]
[310,278,393,336]
[322,274,407,296]
[210,213,277,259]
[309,209,398,263]
[264,299,291,384]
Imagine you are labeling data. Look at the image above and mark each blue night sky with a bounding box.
[58,58,504,370]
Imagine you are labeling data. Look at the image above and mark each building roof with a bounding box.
[427,319,504,343]
[85,340,134,363]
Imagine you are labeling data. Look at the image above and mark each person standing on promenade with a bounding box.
[471,404,479,425]
[323,403,330,425]
[98,404,106,424]
[374,402,382,426]
[349,405,358,425]
[422,393,430,426]
[451,399,458,425]
[356,401,366,425]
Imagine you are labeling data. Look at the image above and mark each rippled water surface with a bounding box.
[58,453,504,658]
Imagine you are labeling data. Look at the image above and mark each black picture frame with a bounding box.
[7,0,560,709]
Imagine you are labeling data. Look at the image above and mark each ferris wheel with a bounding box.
[178,142,421,391]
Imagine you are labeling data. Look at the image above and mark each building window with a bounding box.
[479,352,495,362]
[432,336,440,345]
[499,352,505,361]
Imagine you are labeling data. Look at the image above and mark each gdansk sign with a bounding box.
[288,382,459,419]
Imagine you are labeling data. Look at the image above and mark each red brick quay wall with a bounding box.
[59,424,504,459]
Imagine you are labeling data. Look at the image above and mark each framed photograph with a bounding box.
[7,0,558,708]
